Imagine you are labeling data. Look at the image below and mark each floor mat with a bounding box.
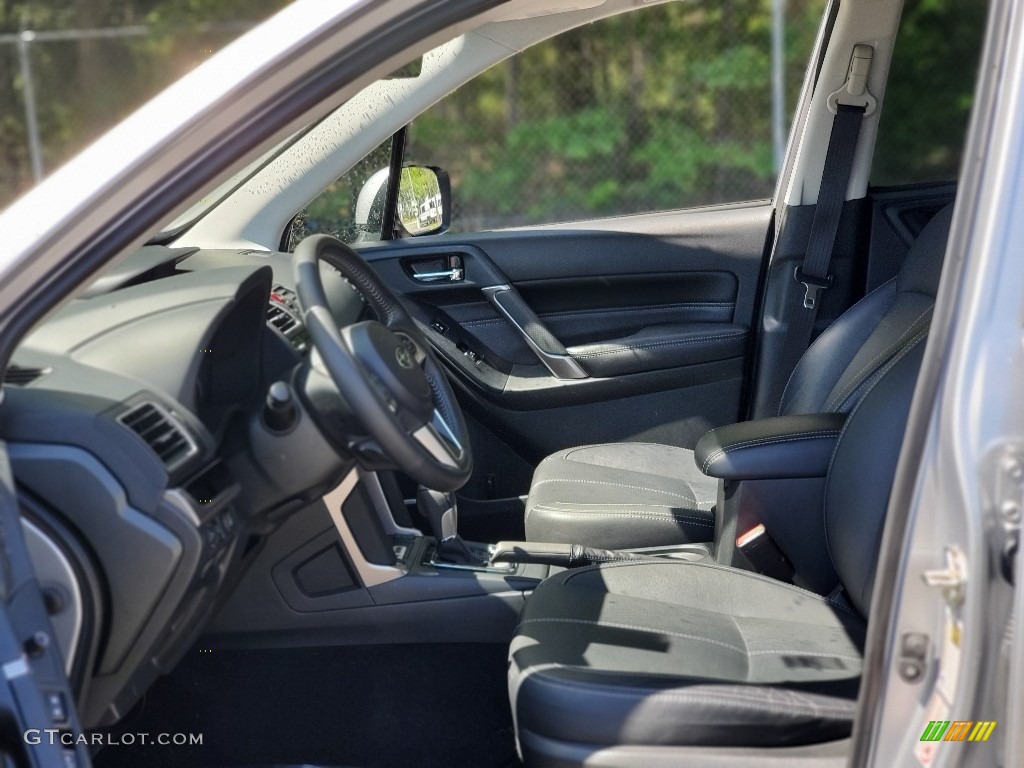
[93,643,521,768]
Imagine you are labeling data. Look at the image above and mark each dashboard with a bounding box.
[0,245,365,727]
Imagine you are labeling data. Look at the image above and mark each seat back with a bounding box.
[779,204,953,416]
[823,334,927,616]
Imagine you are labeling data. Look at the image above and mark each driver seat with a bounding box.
[508,328,926,765]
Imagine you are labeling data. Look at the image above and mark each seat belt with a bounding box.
[774,45,875,406]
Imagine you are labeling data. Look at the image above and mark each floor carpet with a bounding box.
[93,643,521,768]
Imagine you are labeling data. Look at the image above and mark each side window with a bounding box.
[286,138,394,250]
[871,0,987,186]
[406,0,825,233]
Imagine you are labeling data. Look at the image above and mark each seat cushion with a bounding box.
[524,443,716,549]
[509,560,865,758]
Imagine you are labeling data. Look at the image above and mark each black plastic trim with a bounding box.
[381,126,408,241]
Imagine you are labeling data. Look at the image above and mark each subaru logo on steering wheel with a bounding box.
[395,345,415,369]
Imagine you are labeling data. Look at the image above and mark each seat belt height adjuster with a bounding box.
[794,266,833,310]
[827,44,876,115]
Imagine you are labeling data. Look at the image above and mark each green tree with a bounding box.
[871,0,985,185]
[406,0,828,231]
[0,0,288,207]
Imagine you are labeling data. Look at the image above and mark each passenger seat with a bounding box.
[524,203,954,550]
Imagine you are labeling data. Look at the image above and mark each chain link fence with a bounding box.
[2,0,821,225]
[0,1,288,209]
[3,0,981,232]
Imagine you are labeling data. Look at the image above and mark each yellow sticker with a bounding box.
[949,620,961,648]
[937,608,963,703]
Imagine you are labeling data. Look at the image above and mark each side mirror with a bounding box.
[352,164,451,240]
[397,165,451,236]
[352,167,391,242]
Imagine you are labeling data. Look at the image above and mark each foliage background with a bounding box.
[407,0,825,231]
[0,0,288,206]
[1,0,987,231]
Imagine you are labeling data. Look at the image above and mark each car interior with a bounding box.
[0,0,991,766]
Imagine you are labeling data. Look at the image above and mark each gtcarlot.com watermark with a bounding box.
[25,730,203,746]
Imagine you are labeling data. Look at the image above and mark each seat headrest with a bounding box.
[896,203,955,297]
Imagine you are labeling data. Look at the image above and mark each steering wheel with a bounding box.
[293,235,472,491]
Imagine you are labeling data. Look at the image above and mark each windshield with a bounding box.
[150,56,425,242]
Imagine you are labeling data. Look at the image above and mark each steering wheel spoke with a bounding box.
[412,408,466,470]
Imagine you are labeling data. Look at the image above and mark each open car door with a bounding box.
[0,443,89,766]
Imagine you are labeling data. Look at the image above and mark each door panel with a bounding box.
[462,271,741,369]
[359,201,772,497]
[866,182,958,291]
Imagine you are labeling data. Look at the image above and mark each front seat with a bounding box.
[509,331,926,765]
[524,203,953,550]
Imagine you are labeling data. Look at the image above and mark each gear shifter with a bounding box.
[416,487,487,566]
[417,487,457,540]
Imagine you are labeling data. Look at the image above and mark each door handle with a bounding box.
[406,254,464,283]
[413,267,464,283]
[482,285,588,380]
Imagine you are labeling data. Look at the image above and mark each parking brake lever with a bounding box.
[489,541,659,569]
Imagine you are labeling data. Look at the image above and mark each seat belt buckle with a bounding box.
[794,267,833,310]
[737,524,795,583]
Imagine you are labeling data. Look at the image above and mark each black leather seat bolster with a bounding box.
[695,412,848,480]
[524,443,717,550]
[566,323,748,377]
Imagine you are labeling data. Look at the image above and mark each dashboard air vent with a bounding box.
[3,365,50,386]
[267,285,308,351]
[267,304,299,335]
[119,402,197,469]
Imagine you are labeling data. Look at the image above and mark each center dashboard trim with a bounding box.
[20,518,83,677]
[323,470,406,588]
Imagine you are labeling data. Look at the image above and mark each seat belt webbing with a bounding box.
[774,102,866,408]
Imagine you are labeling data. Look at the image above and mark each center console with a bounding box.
[321,470,550,595]
[203,467,552,645]
[328,467,719,594]
[208,408,852,649]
